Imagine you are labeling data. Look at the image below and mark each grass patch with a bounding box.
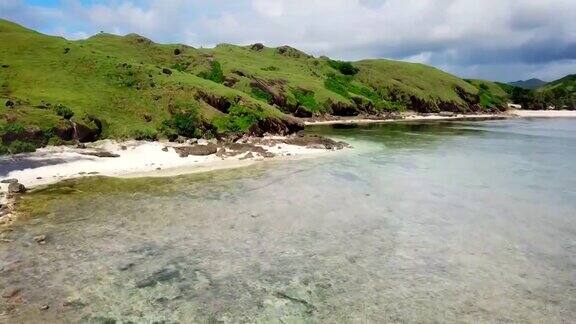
[251,87,273,103]
[161,101,201,139]
[328,60,359,76]
[198,61,225,84]
[292,88,319,110]
[212,105,266,133]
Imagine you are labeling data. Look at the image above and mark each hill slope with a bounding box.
[0,19,507,153]
[509,78,547,90]
[497,75,575,110]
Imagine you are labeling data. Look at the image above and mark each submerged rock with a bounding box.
[283,135,349,150]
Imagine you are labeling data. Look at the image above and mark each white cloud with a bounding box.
[1,0,575,81]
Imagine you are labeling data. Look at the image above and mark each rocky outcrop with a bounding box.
[53,120,75,141]
[276,46,312,58]
[249,116,304,136]
[1,125,44,145]
[250,134,349,150]
[329,101,359,116]
[250,43,265,51]
[174,143,218,157]
[196,91,233,113]
[74,117,102,143]
[283,135,349,150]
[250,78,289,108]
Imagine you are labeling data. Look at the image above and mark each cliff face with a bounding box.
[0,19,508,153]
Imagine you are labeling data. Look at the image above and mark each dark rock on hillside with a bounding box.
[232,70,248,77]
[173,48,182,55]
[54,120,75,141]
[249,116,304,136]
[250,78,290,108]
[1,125,44,145]
[196,91,232,113]
[162,68,172,75]
[223,77,238,87]
[330,101,359,116]
[276,46,312,58]
[251,43,265,51]
[74,117,102,143]
[5,100,14,108]
[174,143,218,157]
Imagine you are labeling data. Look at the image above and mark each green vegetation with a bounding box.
[292,88,319,111]
[251,87,273,103]
[495,74,575,110]
[161,102,201,139]
[327,60,359,76]
[53,104,74,119]
[198,61,225,84]
[213,105,266,133]
[465,80,507,109]
[0,19,516,154]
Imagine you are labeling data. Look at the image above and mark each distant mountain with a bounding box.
[508,78,547,90]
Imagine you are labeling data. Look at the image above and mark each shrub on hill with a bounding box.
[161,102,201,139]
[328,60,359,76]
[198,61,225,84]
[53,104,74,120]
[212,105,266,133]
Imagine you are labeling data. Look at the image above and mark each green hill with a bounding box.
[497,75,575,110]
[535,74,576,109]
[0,19,507,154]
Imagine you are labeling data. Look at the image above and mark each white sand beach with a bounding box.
[304,113,504,126]
[0,137,336,206]
[509,110,576,118]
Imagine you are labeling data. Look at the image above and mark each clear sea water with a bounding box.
[1,118,575,322]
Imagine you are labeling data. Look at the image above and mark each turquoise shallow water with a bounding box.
[1,118,576,322]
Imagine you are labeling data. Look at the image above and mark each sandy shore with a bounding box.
[0,138,336,207]
[304,113,505,125]
[508,110,576,118]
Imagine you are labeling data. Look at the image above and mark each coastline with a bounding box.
[2,109,575,226]
[0,136,346,226]
[508,109,576,118]
[303,110,576,126]
[303,112,506,126]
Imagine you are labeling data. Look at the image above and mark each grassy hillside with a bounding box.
[0,19,507,154]
[497,75,575,110]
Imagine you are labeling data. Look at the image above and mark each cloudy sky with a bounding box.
[2,0,575,81]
